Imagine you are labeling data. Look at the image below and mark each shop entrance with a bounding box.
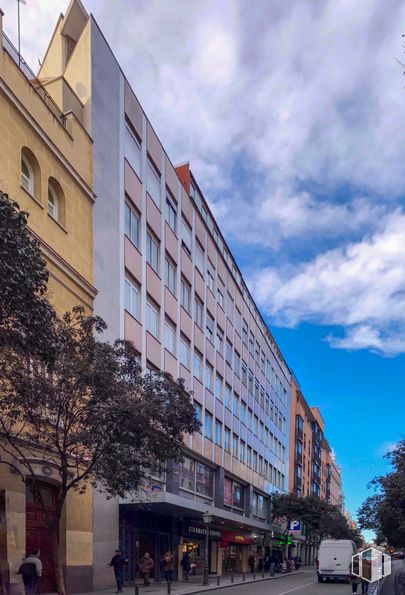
[182,539,206,576]
[26,481,58,594]
[222,544,244,573]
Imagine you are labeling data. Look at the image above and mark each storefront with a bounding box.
[181,524,221,576]
[220,530,252,574]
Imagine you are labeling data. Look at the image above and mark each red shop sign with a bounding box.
[220,530,252,545]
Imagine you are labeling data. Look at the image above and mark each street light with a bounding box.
[202,511,213,586]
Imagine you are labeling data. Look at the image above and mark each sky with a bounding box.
[3,0,405,533]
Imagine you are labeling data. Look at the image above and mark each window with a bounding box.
[217,287,224,309]
[233,350,240,376]
[260,421,264,442]
[253,415,258,436]
[207,268,215,293]
[165,256,176,294]
[242,320,248,346]
[206,312,214,343]
[216,326,224,354]
[235,308,242,335]
[248,369,254,393]
[21,153,34,194]
[165,193,177,232]
[252,492,267,518]
[255,379,260,400]
[164,318,176,353]
[215,419,222,446]
[124,275,139,319]
[125,123,141,177]
[225,339,232,366]
[180,335,190,368]
[193,350,203,380]
[215,375,223,401]
[125,201,140,247]
[224,427,231,452]
[253,450,258,471]
[146,231,159,273]
[240,440,245,463]
[224,383,231,409]
[232,434,238,458]
[227,293,234,319]
[247,446,252,467]
[224,478,244,508]
[232,394,238,416]
[179,456,213,498]
[147,157,161,206]
[195,295,204,328]
[241,361,247,385]
[205,363,213,391]
[195,241,204,274]
[181,218,192,255]
[249,333,254,356]
[261,351,266,374]
[240,401,246,424]
[247,408,252,430]
[146,300,159,338]
[181,277,191,313]
[194,402,202,427]
[255,342,260,364]
[205,412,213,440]
[48,182,59,220]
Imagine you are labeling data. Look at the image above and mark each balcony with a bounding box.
[2,32,67,127]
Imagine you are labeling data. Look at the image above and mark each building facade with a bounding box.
[288,378,344,563]
[39,0,291,588]
[0,8,95,595]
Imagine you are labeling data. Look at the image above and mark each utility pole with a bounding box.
[17,0,26,67]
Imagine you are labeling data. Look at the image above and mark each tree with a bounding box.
[0,307,200,595]
[358,440,405,548]
[0,191,55,358]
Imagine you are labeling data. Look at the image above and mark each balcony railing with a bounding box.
[3,32,67,127]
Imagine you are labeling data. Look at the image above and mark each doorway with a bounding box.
[26,481,58,594]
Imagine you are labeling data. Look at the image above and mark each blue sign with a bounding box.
[289,520,301,532]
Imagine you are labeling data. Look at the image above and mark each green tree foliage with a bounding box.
[0,308,199,595]
[272,493,363,548]
[0,191,55,357]
[358,440,405,548]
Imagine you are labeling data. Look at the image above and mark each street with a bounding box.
[204,571,349,595]
[379,559,405,595]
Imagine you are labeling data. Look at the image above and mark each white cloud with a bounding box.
[249,211,405,354]
[5,0,405,352]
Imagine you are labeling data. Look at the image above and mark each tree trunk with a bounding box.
[50,529,66,595]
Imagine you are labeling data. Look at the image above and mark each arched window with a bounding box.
[21,147,41,199]
[21,154,34,194]
[48,182,59,220]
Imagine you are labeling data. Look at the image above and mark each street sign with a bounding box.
[289,520,301,533]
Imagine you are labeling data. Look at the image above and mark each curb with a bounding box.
[159,571,306,595]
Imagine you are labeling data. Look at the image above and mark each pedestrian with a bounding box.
[162,551,174,585]
[139,552,154,587]
[18,550,42,595]
[349,560,361,594]
[108,549,128,594]
[181,551,191,581]
[257,553,264,572]
[248,553,255,574]
[361,579,369,594]
[264,554,270,572]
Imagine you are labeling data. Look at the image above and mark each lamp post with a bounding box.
[202,511,212,586]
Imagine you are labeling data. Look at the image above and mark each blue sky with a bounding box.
[3,0,405,530]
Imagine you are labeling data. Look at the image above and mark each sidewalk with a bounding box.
[82,568,312,595]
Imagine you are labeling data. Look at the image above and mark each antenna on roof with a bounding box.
[16,0,27,67]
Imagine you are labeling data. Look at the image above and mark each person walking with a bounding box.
[139,553,154,587]
[257,553,264,572]
[248,553,255,574]
[18,550,42,595]
[108,549,128,594]
[181,551,191,581]
[162,551,174,585]
[360,579,369,594]
[350,559,362,594]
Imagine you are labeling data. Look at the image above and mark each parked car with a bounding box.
[393,551,404,560]
[316,539,357,583]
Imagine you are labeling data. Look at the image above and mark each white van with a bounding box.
[316,539,357,582]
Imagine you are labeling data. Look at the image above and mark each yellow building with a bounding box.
[0,9,96,594]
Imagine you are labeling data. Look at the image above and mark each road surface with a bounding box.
[209,570,351,594]
[379,559,405,594]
